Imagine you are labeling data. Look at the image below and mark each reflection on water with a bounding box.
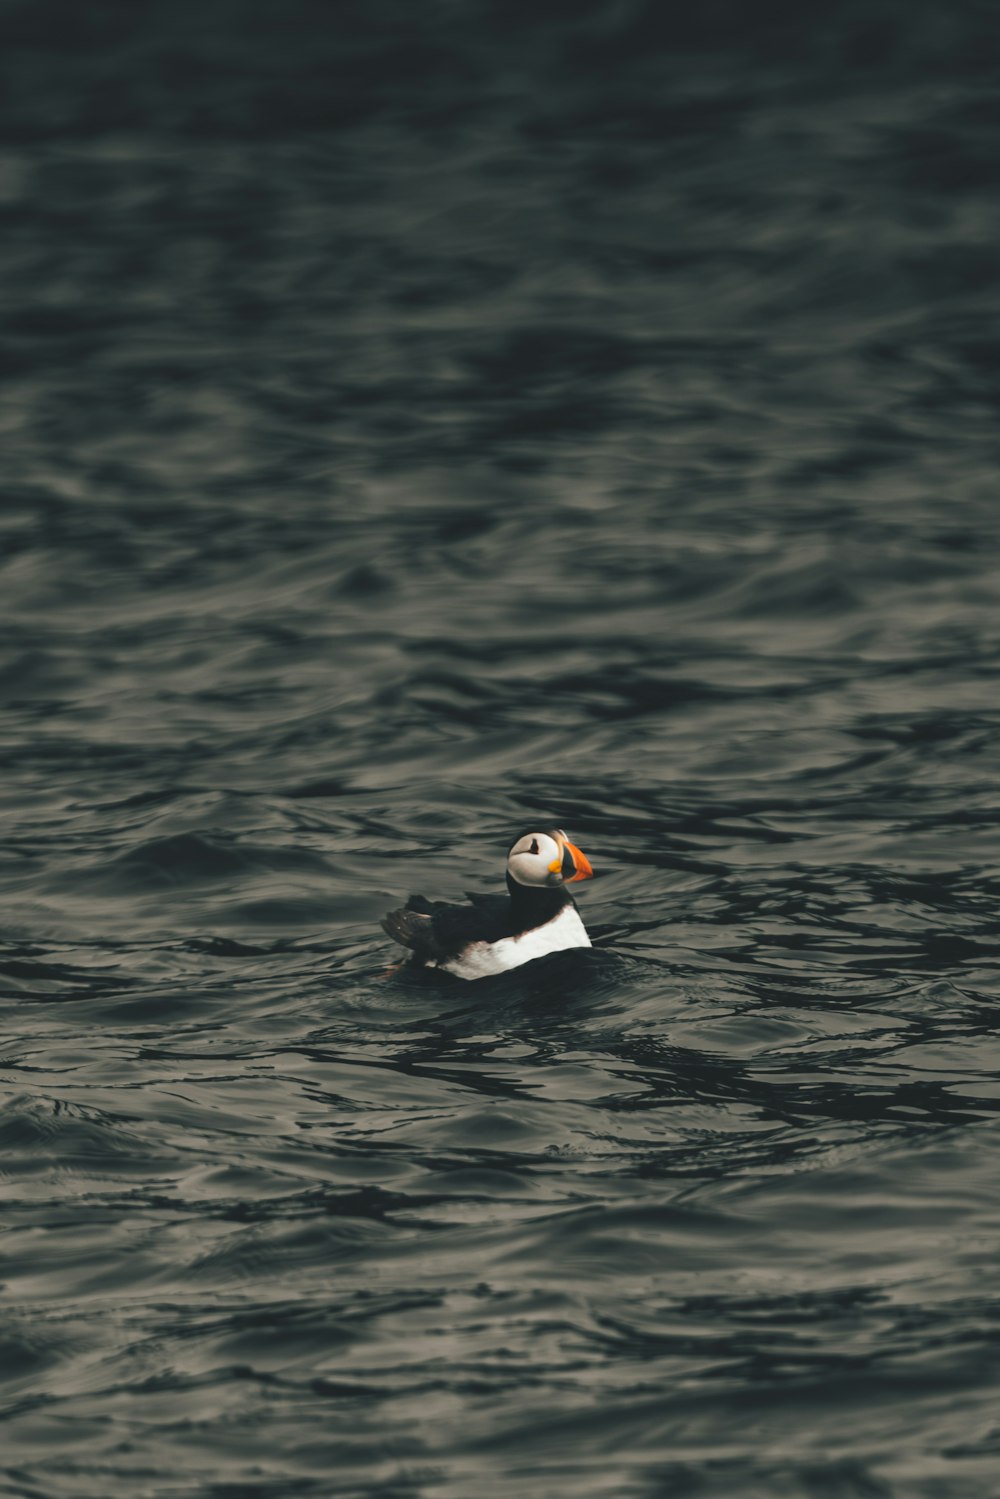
[2,2,1000,1495]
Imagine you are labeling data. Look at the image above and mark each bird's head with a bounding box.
[506,828,594,889]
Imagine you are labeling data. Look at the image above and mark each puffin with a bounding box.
[381,828,595,980]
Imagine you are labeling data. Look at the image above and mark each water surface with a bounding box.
[2,4,1000,1495]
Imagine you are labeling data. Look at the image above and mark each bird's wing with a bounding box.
[382,894,509,957]
[380,906,446,959]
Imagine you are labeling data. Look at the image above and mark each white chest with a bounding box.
[437,903,591,981]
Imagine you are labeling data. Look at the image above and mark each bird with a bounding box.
[381,828,595,980]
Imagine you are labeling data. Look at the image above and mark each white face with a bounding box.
[507,830,565,888]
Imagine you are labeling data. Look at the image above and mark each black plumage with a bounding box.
[381,879,574,966]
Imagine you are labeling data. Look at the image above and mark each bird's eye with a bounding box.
[529,839,539,855]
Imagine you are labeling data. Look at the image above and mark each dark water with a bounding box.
[3,3,1000,1494]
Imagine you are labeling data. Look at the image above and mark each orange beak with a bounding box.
[563,837,594,883]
